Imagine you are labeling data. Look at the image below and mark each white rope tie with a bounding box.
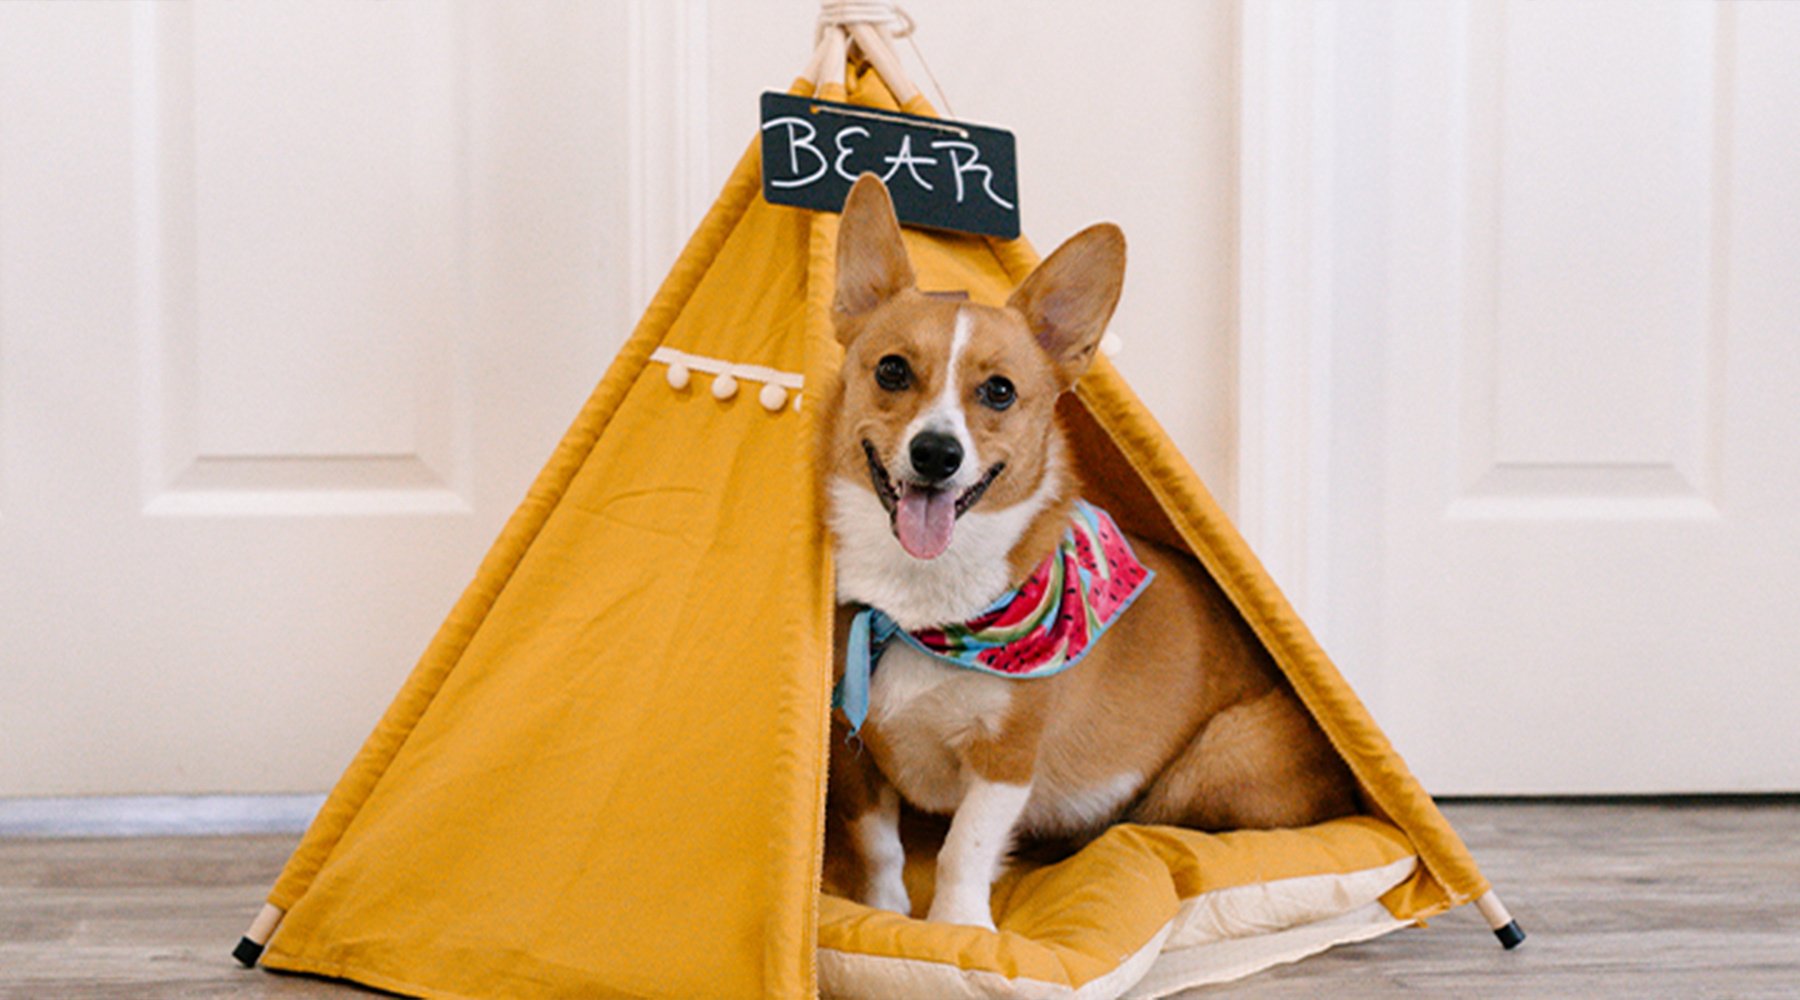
[816,1,913,42]
[815,0,956,117]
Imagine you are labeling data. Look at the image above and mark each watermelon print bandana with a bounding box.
[835,500,1154,736]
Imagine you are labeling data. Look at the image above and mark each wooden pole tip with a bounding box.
[1494,919,1527,950]
[232,936,266,967]
[233,902,286,968]
[1474,889,1526,950]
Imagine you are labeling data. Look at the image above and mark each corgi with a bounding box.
[820,175,1356,930]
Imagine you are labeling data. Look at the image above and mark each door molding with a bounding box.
[626,0,712,316]
[1234,0,1339,625]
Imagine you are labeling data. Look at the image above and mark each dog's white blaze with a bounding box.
[901,307,980,490]
[830,434,1065,629]
[928,776,1032,929]
[1024,771,1144,835]
[854,785,911,914]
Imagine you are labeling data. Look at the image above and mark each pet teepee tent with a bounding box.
[236,12,1521,999]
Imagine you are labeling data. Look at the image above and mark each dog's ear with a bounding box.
[1008,223,1126,388]
[833,174,915,344]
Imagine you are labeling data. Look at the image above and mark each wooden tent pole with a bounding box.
[233,903,287,967]
[801,32,832,87]
[1475,889,1527,949]
[847,23,920,104]
[810,25,849,93]
[812,1,920,103]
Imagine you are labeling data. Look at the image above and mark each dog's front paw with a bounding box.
[926,885,997,931]
[865,878,912,916]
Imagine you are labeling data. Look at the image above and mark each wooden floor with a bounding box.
[2,801,1796,998]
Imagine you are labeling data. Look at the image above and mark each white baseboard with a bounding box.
[0,793,326,838]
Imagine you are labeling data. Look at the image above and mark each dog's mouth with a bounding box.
[862,439,1004,561]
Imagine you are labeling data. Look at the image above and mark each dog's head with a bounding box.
[826,174,1125,564]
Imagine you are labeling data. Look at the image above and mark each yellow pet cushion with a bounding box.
[818,816,1419,1000]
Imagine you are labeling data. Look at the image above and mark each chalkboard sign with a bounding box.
[759,91,1020,239]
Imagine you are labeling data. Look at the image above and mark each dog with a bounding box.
[820,175,1356,930]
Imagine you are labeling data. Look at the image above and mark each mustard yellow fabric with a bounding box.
[257,68,1489,999]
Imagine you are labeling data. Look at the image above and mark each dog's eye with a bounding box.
[875,355,913,391]
[976,376,1016,411]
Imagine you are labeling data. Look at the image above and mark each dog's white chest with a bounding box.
[865,643,1014,814]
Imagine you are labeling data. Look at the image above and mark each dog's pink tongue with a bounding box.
[895,486,957,560]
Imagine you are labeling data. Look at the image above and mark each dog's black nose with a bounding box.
[909,431,964,484]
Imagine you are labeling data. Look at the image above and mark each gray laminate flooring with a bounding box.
[1,802,1795,998]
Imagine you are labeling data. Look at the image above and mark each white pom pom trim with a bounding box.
[650,347,804,415]
[1100,334,1124,358]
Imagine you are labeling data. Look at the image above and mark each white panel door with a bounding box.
[0,1,646,795]
[1248,1,1800,793]
[1,2,1244,797]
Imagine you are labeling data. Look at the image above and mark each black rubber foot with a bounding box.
[1494,920,1526,950]
[233,936,266,968]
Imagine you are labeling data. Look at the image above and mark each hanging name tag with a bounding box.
[759,91,1020,239]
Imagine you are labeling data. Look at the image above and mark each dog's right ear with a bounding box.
[832,174,915,345]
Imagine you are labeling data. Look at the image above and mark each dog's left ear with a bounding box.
[1007,223,1126,388]
[833,174,916,345]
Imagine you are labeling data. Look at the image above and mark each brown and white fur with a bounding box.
[821,175,1356,930]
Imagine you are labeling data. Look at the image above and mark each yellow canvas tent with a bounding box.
[237,39,1520,1000]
